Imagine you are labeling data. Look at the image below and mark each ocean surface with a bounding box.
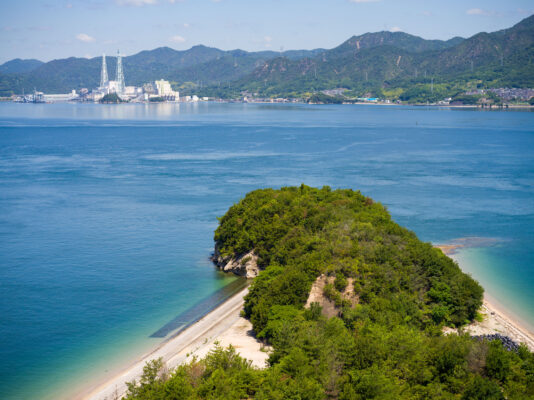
[0,102,533,399]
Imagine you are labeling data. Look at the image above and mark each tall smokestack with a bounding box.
[100,54,108,88]
[116,50,124,94]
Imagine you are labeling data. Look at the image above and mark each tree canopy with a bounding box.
[125,186,534,399]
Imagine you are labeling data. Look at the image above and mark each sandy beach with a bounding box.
[436,241,534,351]
[463,296,534,351]
[442,295,534,352]
[80,243,534,400]
[81,287,268,400]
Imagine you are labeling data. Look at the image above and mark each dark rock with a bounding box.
[473,334,520,352]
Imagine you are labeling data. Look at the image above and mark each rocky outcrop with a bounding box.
[305,274,358,318]
[212,245,260,278]
[305,275,338,318]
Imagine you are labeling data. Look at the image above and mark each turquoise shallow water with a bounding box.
[0,103,533,399]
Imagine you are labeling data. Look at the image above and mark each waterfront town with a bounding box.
[9,51,534,106]
[13,51,206,104]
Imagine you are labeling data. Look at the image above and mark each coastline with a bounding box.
[81,287,268,400]
[435,242,534,351]
[77,242,534,399]
[469,295,534,351]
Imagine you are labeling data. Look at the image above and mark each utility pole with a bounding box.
[431,77,434,94]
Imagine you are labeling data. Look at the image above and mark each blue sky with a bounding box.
[0,0,532,63]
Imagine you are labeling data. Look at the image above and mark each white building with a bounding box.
[154,79,179,101]
[43,90,79,102]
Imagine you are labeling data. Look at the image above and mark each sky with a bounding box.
[0,0,533,64]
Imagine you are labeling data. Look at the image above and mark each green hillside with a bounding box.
[1,15,532,99]
[124,186,534,399]
[216,15,534,100]
[0,46,321,96]
[0,58,43,74]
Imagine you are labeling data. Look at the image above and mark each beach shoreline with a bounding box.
[80,286,268,400]
[472,295,534,351]
[78,243,534,399]
[435,242,534,351]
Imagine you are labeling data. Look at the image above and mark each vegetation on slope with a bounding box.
[0,46,321,96]
[0,58,43,74]
[125,186,534,399]
[204,15,534,100]
[1,15,532,98]
[99,92,123,103]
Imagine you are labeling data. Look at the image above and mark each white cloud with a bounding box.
[390,26,402,32]
[183,23,190,28]
[76,33,95,43]
[466,8,491,16]
[170,35,186,43]
[263,36,273,48]
[116,0,157,6]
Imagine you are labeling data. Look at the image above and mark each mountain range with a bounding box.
[0,14,532,100]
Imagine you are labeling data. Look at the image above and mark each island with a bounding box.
[88,186,534,400]
[99,93,123,104]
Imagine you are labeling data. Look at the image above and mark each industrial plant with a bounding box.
[13,51,206,104]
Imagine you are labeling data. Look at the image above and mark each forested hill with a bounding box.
[124,186,534,399]
[0,45,323,95]
[0,58,43,74]
[224,14,534,100]
[1,15,532,98]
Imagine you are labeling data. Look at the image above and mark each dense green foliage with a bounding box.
[215,186,482,331]
[308,93,344,104]
[125,186,534,399]
[99,93,123,103]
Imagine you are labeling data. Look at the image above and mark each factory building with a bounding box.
[154,79,179,101]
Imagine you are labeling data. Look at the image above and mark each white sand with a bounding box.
[462,297,534,351]
[81,288,268,400]
[81,242,534,400]
[435,242,534,351]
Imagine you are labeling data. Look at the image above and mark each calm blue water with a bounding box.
[0,103,533,399]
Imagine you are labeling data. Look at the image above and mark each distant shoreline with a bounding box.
[4,100,534,109]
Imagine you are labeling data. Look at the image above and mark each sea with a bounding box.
[0,102,533,399]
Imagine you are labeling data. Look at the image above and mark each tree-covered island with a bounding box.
[125,186,534,399]
[99,92,124,104]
